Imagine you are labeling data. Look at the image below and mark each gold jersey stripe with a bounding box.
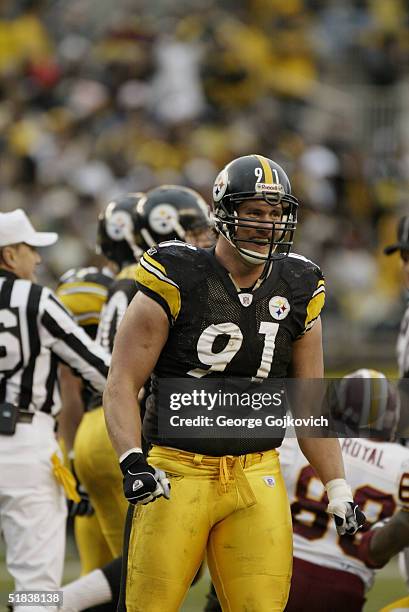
[116,263,139,281]
[136,261,181,322]
[256,155,273,184]
[143,252,167,275]
[304,282,326,329]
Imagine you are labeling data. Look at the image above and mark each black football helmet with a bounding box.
[212,154,298,264]
[97,193,147,267]
[330,369,400,441]
[136,185,213,247]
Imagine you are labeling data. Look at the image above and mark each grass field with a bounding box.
[1,535,407,612]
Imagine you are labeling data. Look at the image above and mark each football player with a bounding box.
[67,193,146,568]
[360,508,409,589]
[281,369,409,612]
[59,186,214,610]
[56,266,114,577]
[379,216,409,612]
[72,185,214,567]
[57,193,145,576]
[97,185,214,355]
[104,154,364,611]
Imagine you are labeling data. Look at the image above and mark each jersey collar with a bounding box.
[204,247,283,303]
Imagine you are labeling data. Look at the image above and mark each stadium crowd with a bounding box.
[2,2,409,610]
[0,0,409,358]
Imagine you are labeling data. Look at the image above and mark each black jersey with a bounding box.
[56,267,113,409]
[97,264,138,353]
[136,241,325,455]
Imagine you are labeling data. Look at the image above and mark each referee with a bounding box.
[0,210,110,611]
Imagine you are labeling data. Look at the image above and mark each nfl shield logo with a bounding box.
[239,293,253,307]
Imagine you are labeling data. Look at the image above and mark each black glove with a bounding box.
[68,460,94,518]
[326,479,366,536]
[331,501,366,536]
[120,452,170,506]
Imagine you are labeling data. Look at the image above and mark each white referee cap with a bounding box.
[0,209,58,248]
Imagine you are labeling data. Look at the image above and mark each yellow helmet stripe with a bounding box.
[256,155,274,184]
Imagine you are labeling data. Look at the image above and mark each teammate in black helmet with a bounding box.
[137,184,213,249]
[97,192,147,267]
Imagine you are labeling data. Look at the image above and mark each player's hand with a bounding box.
[68,460,94,518]
[120,451,170,506]
[326,478,366,536]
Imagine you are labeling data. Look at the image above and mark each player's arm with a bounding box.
[291,318,344,483]
[58,364,84,454]
[103,291,169,456]
[41,290,110,393]
[103,291,171,505]
[291,317,365,535]
[359,511,409,568]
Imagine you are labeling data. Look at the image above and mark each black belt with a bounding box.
[18,409,34,424]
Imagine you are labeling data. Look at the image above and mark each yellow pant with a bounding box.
[74,408,128,566]
[380,597,409,611]
[74,513,112,575]
[126,446,293,612]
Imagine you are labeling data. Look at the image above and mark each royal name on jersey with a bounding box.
[135,241,325,455]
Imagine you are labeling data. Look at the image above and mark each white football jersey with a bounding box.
[397,302,409,377]
[279,437,409,589]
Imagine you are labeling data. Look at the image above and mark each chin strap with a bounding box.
[228,261,273,293]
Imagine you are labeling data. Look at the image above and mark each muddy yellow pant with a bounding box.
[125,445,293,612]
[74,407,128,571]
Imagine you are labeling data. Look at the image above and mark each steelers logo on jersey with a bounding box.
[269,296,290,320]
[149,204,179,235]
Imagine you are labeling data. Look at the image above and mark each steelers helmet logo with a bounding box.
[269,296,290,320]
[149,204,179,235]
[106,210,133,241]
[213,169,228,203]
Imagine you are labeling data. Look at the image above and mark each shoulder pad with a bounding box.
[287,252,322,271]
[154,240,198,253]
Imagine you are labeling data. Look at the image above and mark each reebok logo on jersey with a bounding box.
[132,479,144,492]
[263,476,275,488]
[269,296,290,320]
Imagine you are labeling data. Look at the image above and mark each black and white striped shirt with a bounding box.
[0,269,110,416]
